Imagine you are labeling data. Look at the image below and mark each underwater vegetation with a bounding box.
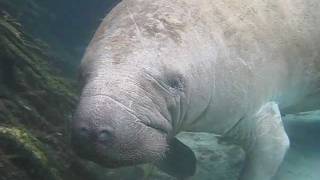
[0,9,77,180]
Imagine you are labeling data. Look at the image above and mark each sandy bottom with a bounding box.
[274,112,320,180]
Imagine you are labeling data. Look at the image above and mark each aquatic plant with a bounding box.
[0,126,62,180]
[0,10,79,180]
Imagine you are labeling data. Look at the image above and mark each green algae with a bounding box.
[0,126,62,180]
[0,12,76,125]
[0,11,77,180]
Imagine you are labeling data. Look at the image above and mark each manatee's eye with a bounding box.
[168,78,182,90]
[143,68,185,93]
[166,74,184,91]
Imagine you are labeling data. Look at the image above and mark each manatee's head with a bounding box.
[70,61,187,168]
[70,0,192,169]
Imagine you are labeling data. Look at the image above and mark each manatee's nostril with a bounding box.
[71,125,95,158]
[79,127,89,137]
[97,129,113,144]
[71,126,91,144]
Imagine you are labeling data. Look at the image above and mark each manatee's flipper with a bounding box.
[225,102,290,180]
[155,137,196,179]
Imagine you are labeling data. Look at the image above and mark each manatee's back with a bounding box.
[176,0,320,131]
[192,0,320,111]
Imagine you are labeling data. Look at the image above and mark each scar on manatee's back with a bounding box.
[138,7,187,44]
[109,36,133,65]
[145,16,185,43]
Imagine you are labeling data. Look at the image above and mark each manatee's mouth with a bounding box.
[72,121,168,168]
[89,154,147,168]
[73,141,147,168]
[81,94,171,135]
[83,151,138,168]
[138,119,169,134]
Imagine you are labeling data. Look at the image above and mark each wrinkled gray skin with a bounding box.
[71,0,320,179]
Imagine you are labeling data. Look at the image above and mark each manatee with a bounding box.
[71,0,320,179]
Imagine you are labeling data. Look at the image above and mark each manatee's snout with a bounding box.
[71,120,115,160]
[72,126,114,147]
[71,94,169,168]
